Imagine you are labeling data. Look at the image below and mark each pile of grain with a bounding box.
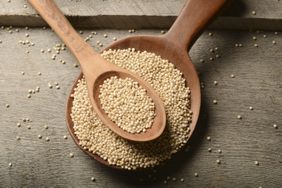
[71,48,192,170]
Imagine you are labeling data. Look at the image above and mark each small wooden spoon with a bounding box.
[28,0,166,142]
[66,0,227,168]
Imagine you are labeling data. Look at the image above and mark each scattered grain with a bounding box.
[69,153,74,158]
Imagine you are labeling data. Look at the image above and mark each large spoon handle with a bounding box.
[165,0,226,51]
[28,0,97,60]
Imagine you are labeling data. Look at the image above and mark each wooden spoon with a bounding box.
[28,0,166,142]
[66,0,227,168]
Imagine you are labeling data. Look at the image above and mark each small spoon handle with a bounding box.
[28,0,98,61]
[165,0,226,51]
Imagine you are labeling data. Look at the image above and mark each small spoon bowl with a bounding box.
[92,70,166,142]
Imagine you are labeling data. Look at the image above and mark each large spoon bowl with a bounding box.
[66,35,201,167]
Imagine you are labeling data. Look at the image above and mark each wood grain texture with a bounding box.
[0,28,281,187]
[0,0,282,30]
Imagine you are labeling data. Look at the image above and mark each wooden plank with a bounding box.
[0,0,282,30]
[0,27,281,187]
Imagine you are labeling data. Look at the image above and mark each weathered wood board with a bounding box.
[0,0,282,30]
[0,27,281,187]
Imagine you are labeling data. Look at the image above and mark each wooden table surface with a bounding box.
[0,28,281,188]
[0,0,282,187]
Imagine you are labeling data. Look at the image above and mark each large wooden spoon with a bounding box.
[66,0,226,168]
[28,0,166,142]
